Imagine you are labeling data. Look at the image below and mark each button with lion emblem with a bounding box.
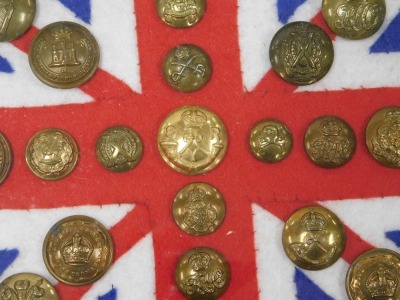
[156,0,206,28]
[0,132,12,184]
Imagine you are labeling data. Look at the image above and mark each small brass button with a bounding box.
[156,0,206,28]
[269,21,334,86]
[175,247,230,299]
[43,215,114,286]
[322,0,386,40]
[29,21,99,89]
[366,106,400,168]
[282,206,346,270]
[163,44,212,92]
[173,182,226,236]
[249,119,292,163]
[346,248,400,300]
[158,105,227,175]
[304,115,356,168]
[0,132,12,184]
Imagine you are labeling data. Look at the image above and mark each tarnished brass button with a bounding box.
[175,247,230,299]
[29,21,99,89]
[249,119,292,163]
[0,132,12,184]
[322,0,386,40]
[282,206,346,270]
[173,182,225,236]
[304,115,356,168]
[26,128,78,180]
[163,44,212,92]
[366,106,400,168]
[43,215,114,286]
[158,105,227,175]
[0,0,36,42]
[346,248,400,300]
[269,21,334,86]
[156,0,206,28]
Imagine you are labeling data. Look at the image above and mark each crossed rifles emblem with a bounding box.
[171,54,206,84]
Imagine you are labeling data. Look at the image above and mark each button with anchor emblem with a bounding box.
[156,0,206,28]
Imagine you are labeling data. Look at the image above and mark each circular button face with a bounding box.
[269,21,334,86]
[366,106,400,168]
[26,128,78,180]
[158,105,227,175]
[322,0,386,40]
[175,247,231,299]
[156,0,206,28]
[0,132,12,184]
[249,119,293,163]
[43,215,114,286]
[29,21,99,89]
[346,248,400,300]
[163,44,212,92]
[304,115,356,168]
[282,206,346,270]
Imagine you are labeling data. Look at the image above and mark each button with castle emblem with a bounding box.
[28,21,99,89]
[163,44,212,92]
[156,0,206,28]
[175,247,231,299]
[346,248,400,300]
[304,115,356,168]
[158,105,227,175]
[43,215,114,286]
[269,21,334,86]
[0,132,12,184]
[282,206,346,270]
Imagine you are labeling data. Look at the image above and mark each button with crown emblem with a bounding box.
[156,0,206,28]
[43,215,114,286]
[282,205,346,270]
[0,132,12,184]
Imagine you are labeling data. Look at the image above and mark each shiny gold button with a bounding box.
[158,105,227,175]
[282,206,346,270]
[304,115,356,168]
[156,0,206,28]
[346,248,400,300]
[175,247,230,299]
[0,132,12,184]
[249,119,292,163]
[269,21,334,86]
[43,215,114,286]
[29,21,99,89]
[163,44,212,92]
[322,0,386,40]
[173,182,225,236]
[366,106,400,168]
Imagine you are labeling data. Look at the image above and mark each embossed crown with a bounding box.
[187,187,206,202]
[300,209,326,231]
[366,266,398,299]
[61,233,94,266]
[320,120,342,136]
[52,26,73,41]
[181,109,207,127]
[189,251,211,271]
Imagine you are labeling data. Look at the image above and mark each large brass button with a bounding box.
[156,0,206,28]
[0,132,12,184]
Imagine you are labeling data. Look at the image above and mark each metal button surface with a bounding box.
[156,0,206,28]
[0,132,12,184]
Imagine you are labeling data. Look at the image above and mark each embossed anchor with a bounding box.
[171,54,206,84]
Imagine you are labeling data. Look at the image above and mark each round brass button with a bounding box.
[43,215,114,286]
[158,105,227,175]
[249,119,292,163]
[28,21,100,89]
[366,106,400,168]
[173,182,226,236]
[322,0,386,40]
[0,0,36,42]
[346,248,400,300]
[156,0,206,28]
[269,21,334,86]
[26,128,78,180]
[163,44,212,92]
[0,273,59,299]
[175,247,230,299]
[304,115,356,168]
[0,132,12,184]
[282,206,346,270]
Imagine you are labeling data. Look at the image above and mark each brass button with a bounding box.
[269,21,334,86]
[346,248,400,300]
[0,132,12,184]
[156,0,206,28]
[322,0,386,40]
[43,215,114,286]
[282,206,346,270]
[173,182,226,236]
[175,247,230,299]
[366,106,400,168]
[29,21,99,89]
[0,273,59,299]
[304,115,356,168]
[96,126,143,172]
[158,105,227,175]
[26,128,78,180]
[249,119,292,163]
[0,0,36,42]
[163,44,212,92]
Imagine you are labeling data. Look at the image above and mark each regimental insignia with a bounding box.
[61,233,94,266]
[171,47,206,85]
[366,266,399,299]
[258,125,286,150]
[300,209,326,231]
[163,0,198,25]
[0,279,45,300]
[49,26,80,72]
[0,1,13,36]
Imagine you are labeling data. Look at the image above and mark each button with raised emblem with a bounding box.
[156,0,206,28]
[0,132,12,184]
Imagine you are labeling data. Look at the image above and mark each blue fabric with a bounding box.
[278,0,307,24]
[370,12,400,53]
[294,268,334,300]
[58,0,91,24]
[98,287,117,300]
[0,249,19,276]
[0,56,13,73]
[386,230,400,247]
